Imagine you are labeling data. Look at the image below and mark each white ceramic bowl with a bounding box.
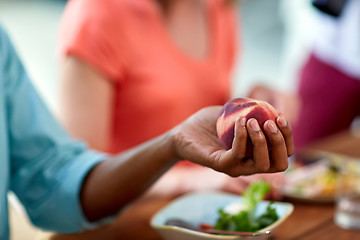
[151,191,293,240]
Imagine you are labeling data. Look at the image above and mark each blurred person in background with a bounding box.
[0,23,294,239]
[248,0,360,150]
[293,0,360,149]
[58,0,285,199]
[248,84,300,126]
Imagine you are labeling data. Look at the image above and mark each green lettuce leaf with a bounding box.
[214,180,279,233]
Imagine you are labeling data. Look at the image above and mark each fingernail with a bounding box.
[267,121,278,133]
[250,119,260,131]
[240,117,246,126]
[278,115,287,127]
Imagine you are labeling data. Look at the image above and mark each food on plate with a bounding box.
[283,153,360,200]
[216,97,279,158]
[212,180,279,232]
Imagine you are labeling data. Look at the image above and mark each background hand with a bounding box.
[248,84,300,125]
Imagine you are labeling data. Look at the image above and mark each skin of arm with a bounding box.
[79,105,294,222]
[59,56,114,153]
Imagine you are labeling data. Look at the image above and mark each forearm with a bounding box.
[78,106,294,222]
[79,131,178,222]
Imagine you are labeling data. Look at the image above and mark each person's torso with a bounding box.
[108,0,236,152]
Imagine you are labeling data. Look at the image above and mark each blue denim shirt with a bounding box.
[0,25,106,239]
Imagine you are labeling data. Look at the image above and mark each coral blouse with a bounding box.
[59,0,237,154]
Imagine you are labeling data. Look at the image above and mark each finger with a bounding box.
[226,156,259,177]
[247,118,270,173]
[264,120,288,172]
[215,117,249,176]
[276,115,294,157]
[231,117,248,160]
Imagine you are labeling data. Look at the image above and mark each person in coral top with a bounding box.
[58,0,284,198]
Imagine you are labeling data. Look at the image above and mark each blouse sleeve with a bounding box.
[58,0,127,81]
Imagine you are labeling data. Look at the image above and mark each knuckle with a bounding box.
[224,166,239,177]
[216,164,227,173]
[272,135,285,146]
[253,134,266,146]
[235,128,247,139]
[228,171,240,178]
[233,151,245,161]
[282,126,293,138]
[218,162,235,175]
[286,130,294,140]
[227,164,254,177]
[211,157,224,172]
[257,162,270,172]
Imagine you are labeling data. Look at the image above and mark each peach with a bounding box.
[216,98,279,158]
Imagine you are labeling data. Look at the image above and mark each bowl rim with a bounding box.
[150,191,294,238]
[151,224,252,239]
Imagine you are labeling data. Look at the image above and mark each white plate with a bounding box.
[151,191,294,240]
[282,151,350,203]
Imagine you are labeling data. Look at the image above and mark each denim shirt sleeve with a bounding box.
[0,26,108,233]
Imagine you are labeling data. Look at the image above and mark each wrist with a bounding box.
[160,130,181,164]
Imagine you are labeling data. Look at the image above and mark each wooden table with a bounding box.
[48,130,360,240]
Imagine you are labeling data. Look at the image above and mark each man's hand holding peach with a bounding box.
[170,100,293,178]
[215,98,294,176]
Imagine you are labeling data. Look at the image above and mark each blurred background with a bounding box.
[0,0,319,239]
[0,0,316,115]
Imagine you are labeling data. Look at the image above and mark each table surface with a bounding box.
[48,130,360,240]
